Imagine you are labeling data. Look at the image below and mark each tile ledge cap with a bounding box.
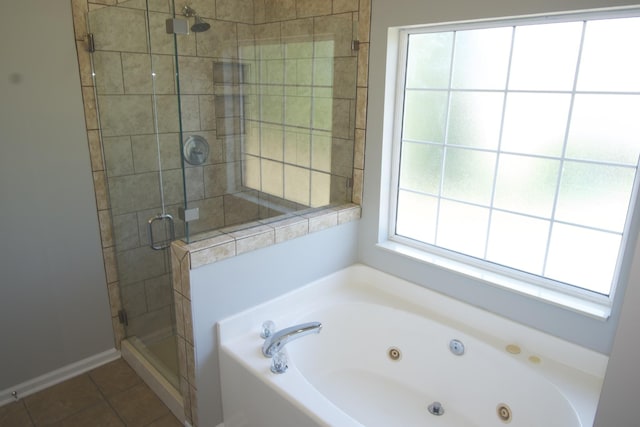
[172,203,361,270]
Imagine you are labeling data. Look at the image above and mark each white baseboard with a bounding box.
[0,348,120,406]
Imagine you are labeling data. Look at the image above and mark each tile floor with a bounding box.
[0,358,182,427]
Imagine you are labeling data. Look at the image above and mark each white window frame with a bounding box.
[384,8,640,319]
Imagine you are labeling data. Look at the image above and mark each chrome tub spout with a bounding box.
[262,321,322,357]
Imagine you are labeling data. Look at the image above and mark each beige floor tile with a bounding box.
[0,401,34,427]
[2,358,176,427]
[108,383,169,427]
[24,375,104,426]
[47,401,124,427]
[146,412,183,427]
[89,358,142,397]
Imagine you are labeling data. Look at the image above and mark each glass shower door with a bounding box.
[88,0,183,389]
[174,5,360,243]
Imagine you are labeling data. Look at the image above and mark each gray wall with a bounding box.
[595,232,640,425]
[190,221,359,426]
[360,0,640,355]
[0,0,114,391]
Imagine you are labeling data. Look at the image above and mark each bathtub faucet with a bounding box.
[262,321,322,358]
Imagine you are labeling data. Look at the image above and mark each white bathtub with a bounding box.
[218,264,607,427]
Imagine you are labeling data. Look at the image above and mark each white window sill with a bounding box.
[376,240,612,320]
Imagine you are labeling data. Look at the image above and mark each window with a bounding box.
[392,12,640,300]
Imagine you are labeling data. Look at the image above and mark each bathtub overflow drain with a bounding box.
[497,403,512,423]
[387,347,402,361]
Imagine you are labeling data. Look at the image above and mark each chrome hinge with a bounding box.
[118,309,128,326]
[351,40,360,51]
[178,206,200,223]
[87,33,95,53]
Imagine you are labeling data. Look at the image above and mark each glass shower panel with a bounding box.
[88,0,182,390]
[174,8,359,242]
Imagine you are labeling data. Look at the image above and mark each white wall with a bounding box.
[0,0,114,393]
[360,0,640,355]
[190,221,359,426]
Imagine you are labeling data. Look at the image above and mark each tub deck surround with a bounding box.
[218,264,607,427]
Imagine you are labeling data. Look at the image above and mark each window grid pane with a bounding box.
[396,16,640,296]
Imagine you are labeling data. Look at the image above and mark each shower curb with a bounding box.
[121,339,185,424]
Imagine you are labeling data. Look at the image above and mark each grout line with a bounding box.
[86,371,128,427]
[27,374,108,427]
[20,399,36,427]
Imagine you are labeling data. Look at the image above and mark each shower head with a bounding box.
[182,5,210,32]
[191,15,210,32]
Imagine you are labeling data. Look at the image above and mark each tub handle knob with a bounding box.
[261,320,276,338]
[270,350,289,374]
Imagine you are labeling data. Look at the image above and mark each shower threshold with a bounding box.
[121,338,184,423]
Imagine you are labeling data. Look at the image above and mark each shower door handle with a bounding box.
[147,214,175,250]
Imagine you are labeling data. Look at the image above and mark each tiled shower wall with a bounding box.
[242,9,359,208]
[70,0,370,425]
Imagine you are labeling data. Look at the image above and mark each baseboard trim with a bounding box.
[0,348,120,406]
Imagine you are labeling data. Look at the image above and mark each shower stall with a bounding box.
[85,0,360,411]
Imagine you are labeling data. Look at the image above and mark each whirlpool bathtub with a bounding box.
[218,264,606,427]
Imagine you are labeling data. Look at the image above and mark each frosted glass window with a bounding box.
[509,22,582,91]
[447,92,503,149]
[394,12,640,297]
[501,93,571,157]
[546,224,622,295]
[437,200,489,259]
[487,212,550,275]
[577,17,640,92]
[396,191,438,244]
[399,142,442,194]
[556,162,635,232]
[406,33,453,89]
[451,27,512,90]
[566,94,640,165]
[442,148,496,205]
[402,91,448,142]
[493,155,560,217]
